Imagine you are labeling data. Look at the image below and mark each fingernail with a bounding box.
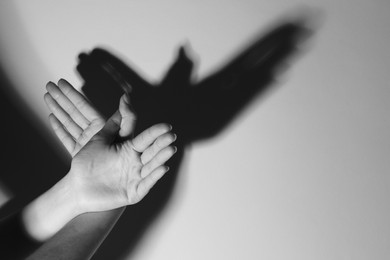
[166,166,170,172]
[173,146,177,153]
[172,133,177,141]
[168,124,173,130]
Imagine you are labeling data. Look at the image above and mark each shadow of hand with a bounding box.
[76,20,311,260]
[79,21,309,142]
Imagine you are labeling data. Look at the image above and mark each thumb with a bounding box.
[93,110,121,143]
[119,94,137,138]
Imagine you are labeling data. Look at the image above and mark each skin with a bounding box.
[22,79,177,242]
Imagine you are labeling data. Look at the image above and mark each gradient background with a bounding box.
[0,1,389,259]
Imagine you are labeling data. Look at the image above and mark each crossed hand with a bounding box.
[44,79,177,212]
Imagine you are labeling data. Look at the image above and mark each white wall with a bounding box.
[0,0,389,259]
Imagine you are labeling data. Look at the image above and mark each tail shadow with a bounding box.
[76,19,313,260]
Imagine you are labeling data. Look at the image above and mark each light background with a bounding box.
[0,0,389,259]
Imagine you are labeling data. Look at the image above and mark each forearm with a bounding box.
[22,172,82,242]
[26,208,125,260]
[2,170,125,260]
[0,173,78,259]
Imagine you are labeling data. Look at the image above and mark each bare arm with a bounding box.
[26,208,124,260]
[1,79,176,259]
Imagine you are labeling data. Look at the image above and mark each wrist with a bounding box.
[66,168,90,214]
[22,172,83,241]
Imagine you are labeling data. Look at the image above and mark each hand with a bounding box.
[44,79,106,157]
[22,79,177,242]
[79,24,308,141]
[45,79,177,213]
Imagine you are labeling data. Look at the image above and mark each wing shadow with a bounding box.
[76,19,313,260]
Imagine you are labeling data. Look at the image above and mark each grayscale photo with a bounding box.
[0,1,388,259]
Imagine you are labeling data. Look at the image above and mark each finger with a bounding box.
[91,48,154,93]
[140,132,176,165]
[44,93,83,139]
[141,146,176,178]
[47,81,90,129]
[57,79,102,122]
[77,120,105,147]
[48,114,76,154]
[136,165,169,199]
[132,123,172,153]
[93,110,121,143]
[119,94,136,138]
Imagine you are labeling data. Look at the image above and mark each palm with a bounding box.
[44,79,176,211]
[71,142,141,210]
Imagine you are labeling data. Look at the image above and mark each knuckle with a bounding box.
[68,105,77,115]
[140,152,148,165]
[155,137,163,149]
[94,119,105,127]
[62,86,72,95]
[75,99,85,109]
[63,117,73,128]
[144,163,152,174]
[146,127,154,139]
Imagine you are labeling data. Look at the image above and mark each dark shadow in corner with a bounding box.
[0,72,68,214]
[0,2,72,258]
[0,60,69,260]
[77,19,313,260]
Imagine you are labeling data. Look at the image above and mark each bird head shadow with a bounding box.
[76,18,314,260]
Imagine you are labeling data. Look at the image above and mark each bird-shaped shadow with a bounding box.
[76,19,313,259]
